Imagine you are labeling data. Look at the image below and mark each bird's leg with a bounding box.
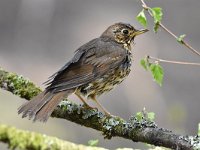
[75,92,96,109]
[91,96,111,116]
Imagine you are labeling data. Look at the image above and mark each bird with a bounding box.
[18,22,148,122]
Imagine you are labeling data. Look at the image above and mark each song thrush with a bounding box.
[18,22,148,122]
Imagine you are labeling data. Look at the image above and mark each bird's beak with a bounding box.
[134,29,149,36]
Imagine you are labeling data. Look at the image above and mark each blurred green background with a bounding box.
[0,0,200,149]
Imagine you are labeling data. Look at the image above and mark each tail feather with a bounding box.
[28,92,53,119]
[18,91,47,117]
[18,89,74,122]
[34,92,66,122]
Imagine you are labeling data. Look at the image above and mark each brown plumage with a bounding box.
[18,22,148,122]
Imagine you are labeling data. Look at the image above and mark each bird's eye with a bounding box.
[122,29,129,35]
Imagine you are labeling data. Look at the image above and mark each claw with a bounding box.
[82,103,98,111]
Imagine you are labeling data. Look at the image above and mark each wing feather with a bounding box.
[46,38,127,93]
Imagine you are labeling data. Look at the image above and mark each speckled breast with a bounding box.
[78,51,132,98]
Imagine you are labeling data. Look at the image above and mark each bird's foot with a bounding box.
[104,111,116,118]
[104,111,111,116]
[82,103,98,111]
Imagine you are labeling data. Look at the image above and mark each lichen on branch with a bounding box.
[0,68,41,100]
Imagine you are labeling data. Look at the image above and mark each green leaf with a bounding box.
[147,112,155,121]
[135,112,143,121]
[136,9,147,27]
[140,57,151,70]
[153,22,160,33]
[177,34,186,44]
[88,139,99,147]
[150,7,163,23]
[150,64,164,86]
[198,123,200,136]
[140,59,148,70]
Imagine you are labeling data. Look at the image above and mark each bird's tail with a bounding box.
[18,90,74,122]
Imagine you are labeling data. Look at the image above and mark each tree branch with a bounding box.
[139,0,200,57]
[0,67,41,100]
[0,67,200,150]
[0,124,108,150]
[148,56,200,66]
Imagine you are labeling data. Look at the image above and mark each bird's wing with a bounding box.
[44,39,98,85]
[46,38,127,93]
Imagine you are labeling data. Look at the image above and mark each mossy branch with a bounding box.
[0,68,41,100]
[0,124,108,150]
[0,67,200,150]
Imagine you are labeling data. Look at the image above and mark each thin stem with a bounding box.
[140,0,200,57]
[148,56,200,66]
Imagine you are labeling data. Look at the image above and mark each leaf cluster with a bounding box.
[140,57,164,86]
[136,7,163,32]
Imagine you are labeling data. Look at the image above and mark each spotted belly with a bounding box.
[77,62,131,98]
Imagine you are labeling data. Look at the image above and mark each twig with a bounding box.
[148,56,200,66]
[140,0,200,57]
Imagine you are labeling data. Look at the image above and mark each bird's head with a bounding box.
[101,22,148,49]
